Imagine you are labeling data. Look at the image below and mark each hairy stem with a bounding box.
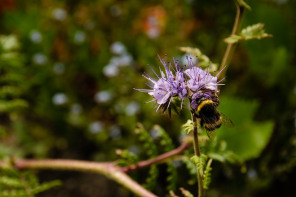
[0,142,193,197]
[191,112,205,197]
[0,159,157,197]
[218,0,245,81]
[122,142,191,173]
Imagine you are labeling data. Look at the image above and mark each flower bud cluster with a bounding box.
[136,56,224,111]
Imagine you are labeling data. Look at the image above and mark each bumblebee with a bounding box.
[194,98,233,140]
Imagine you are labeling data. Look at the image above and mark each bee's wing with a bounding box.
[206,130,216,141]
[221,113,234,128]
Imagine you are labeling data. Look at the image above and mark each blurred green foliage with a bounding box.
[217,97,273,161]
[0,163,60,197]
[0,0,295,196]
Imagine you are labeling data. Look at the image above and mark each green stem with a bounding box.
[191,112,205,197]
[218,0,245,81]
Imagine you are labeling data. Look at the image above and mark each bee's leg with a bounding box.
[190,109,200,118]
[195,113,200,119]
[200,119,204,127]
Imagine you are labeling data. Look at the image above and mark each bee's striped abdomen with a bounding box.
[198,99,222,131]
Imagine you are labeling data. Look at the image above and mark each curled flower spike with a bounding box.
[185,57,218,92]
[136,56,224,113]
[135,56,187,112]
[184,57,223,109]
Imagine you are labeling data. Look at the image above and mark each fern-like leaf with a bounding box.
[0,176,24,188]
[143,165,158,191]
[182,120,193,135]
[116,149,139,167]
[191,154,208,176]
[0,165,61,197]
[134,124,159,190]
[203,159,213,190]
[151,125,177,191]
[166,162,177,192]
[182,156,197,178]
[152,125,174,152]
[135,123,158,157]
[29,180,62,194]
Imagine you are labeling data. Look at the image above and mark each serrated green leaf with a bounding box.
[241,23,272,40]
[224,23,272,44]
[224,34,242,44]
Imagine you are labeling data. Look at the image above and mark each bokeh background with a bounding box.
[0,0,295,196]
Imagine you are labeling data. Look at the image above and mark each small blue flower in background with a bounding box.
[136,56,224,112]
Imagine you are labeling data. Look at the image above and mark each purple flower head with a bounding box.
[136,56,187,111]
[149,78,172,105]
[184,57,223,109]
[165,58,188,104]
[136,56,224,112]
[185,57,218,92]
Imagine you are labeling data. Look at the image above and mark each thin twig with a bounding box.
[122,142,191,173]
